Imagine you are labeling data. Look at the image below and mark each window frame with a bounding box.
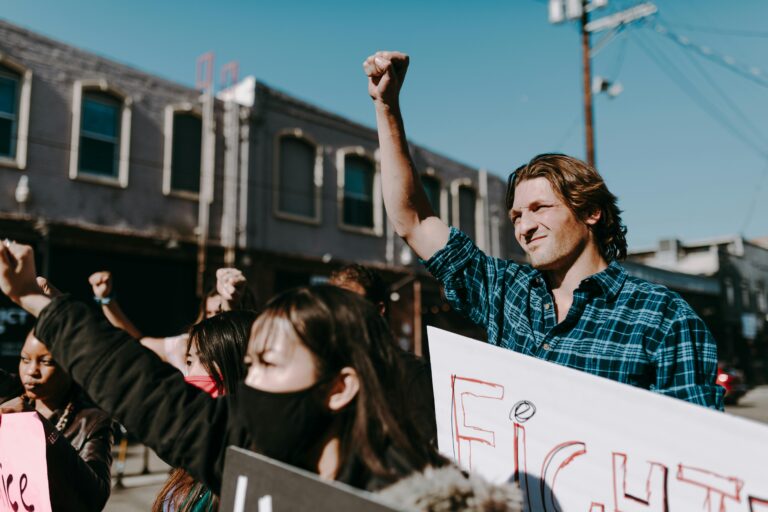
[336,146,382,236]
[0,54,32,171]
[272,128,323,225]
[162,103,203,200]
[69,79,132,188]
[451,178,481,242]
[420,167,448,223]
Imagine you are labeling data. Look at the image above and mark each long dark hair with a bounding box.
[251,285,444,484]
[153,310,257,512]
[187,310,257,396]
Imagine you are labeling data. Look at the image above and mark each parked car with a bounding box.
[717,364,748,405]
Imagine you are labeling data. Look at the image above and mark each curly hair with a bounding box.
[505,153,628,262]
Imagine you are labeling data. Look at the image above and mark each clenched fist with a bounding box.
[363,51,409,107]
[89,271,113,299]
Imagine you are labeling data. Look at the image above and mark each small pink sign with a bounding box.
[0,412,52,512]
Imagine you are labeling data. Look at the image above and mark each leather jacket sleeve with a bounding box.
[35,295,251,495]
[43,411,114,511]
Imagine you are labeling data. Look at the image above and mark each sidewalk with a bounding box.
[105,442,170,511]
[726,384,768,425]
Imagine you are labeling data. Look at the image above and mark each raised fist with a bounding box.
[88,271,113,299]
[363,51,409,106]
[0,240,43,303]
[216,268,247,309]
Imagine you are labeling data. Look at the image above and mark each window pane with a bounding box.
[79,93,120,177]
[0,71,19,158]
[421,175,441,217]
[171,113,202,193]
[0,74,18,115]
[0,118,13,157]
[79,136,117,177]
[278,137,315,217]
[458,186,476,240]
[343,155,374,228]
[82,95,119,138]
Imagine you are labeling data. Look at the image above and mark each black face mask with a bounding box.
[235,381,335,469]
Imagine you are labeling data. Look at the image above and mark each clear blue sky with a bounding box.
[3,0,767,249]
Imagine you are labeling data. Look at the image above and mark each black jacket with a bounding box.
[36,295,250,495]
[35,295,420,495]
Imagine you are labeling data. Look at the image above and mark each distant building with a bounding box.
[630,236,768,384]
[0,20,523,368]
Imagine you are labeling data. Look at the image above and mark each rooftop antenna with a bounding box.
[196,52,215,92]
[220,61,240,91]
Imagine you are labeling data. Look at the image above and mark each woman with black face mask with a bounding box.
[0,242,445,496]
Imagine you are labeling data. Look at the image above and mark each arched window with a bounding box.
[274,132,321,221]
[70,80,132,187]
[164,106,202,196]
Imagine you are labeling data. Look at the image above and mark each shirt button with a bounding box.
[542,343,551,351]
[544,303,551,310]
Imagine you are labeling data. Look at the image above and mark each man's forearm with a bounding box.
[375,102,448,259]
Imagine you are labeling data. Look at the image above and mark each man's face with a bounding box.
[510,177,595,271]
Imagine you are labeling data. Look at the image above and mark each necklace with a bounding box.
[55,401,74,432]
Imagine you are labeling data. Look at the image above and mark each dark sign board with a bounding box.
[0,296,33,372]
[219,447,401,512]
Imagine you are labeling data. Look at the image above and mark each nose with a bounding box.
[24,363,40,377]
[516,210,538,239]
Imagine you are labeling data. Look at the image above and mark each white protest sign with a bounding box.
[0,411,52,512]
[428,326,768,512]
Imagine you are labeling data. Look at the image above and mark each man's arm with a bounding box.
[653,302,725,410]
[364,51,449,260]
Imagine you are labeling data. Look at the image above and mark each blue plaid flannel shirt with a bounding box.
[424,228,724,410]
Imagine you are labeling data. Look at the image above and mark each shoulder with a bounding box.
[618,273,703,327]
[619,274,687,308]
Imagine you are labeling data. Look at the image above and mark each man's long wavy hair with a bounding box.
[505,153,628,262]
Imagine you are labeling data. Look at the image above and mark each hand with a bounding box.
[0,240,44,304]
[88,271,113,299]
[36,276,63,298]
[363,51,409,107]
[216,268,247,310]
[0,396,35,415]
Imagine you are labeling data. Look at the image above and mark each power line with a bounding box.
[661,22,768,39]
[631,30,768,159]
[652,27,768,145]
[741,161,768,234]
[652,23,768,89]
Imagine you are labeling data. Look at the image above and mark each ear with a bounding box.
[376,302,387,317]
[584,208,602,226]
[326,367,360,412]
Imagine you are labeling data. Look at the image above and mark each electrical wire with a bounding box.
[649,27,768,146]
[652,23,768,89]
[661,22,768,39]
[631,30,768,159]
[741,161,768,234]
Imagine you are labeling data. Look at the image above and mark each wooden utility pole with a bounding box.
[581,4,596,168]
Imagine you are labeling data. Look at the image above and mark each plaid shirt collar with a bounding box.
[530,260,627,300]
